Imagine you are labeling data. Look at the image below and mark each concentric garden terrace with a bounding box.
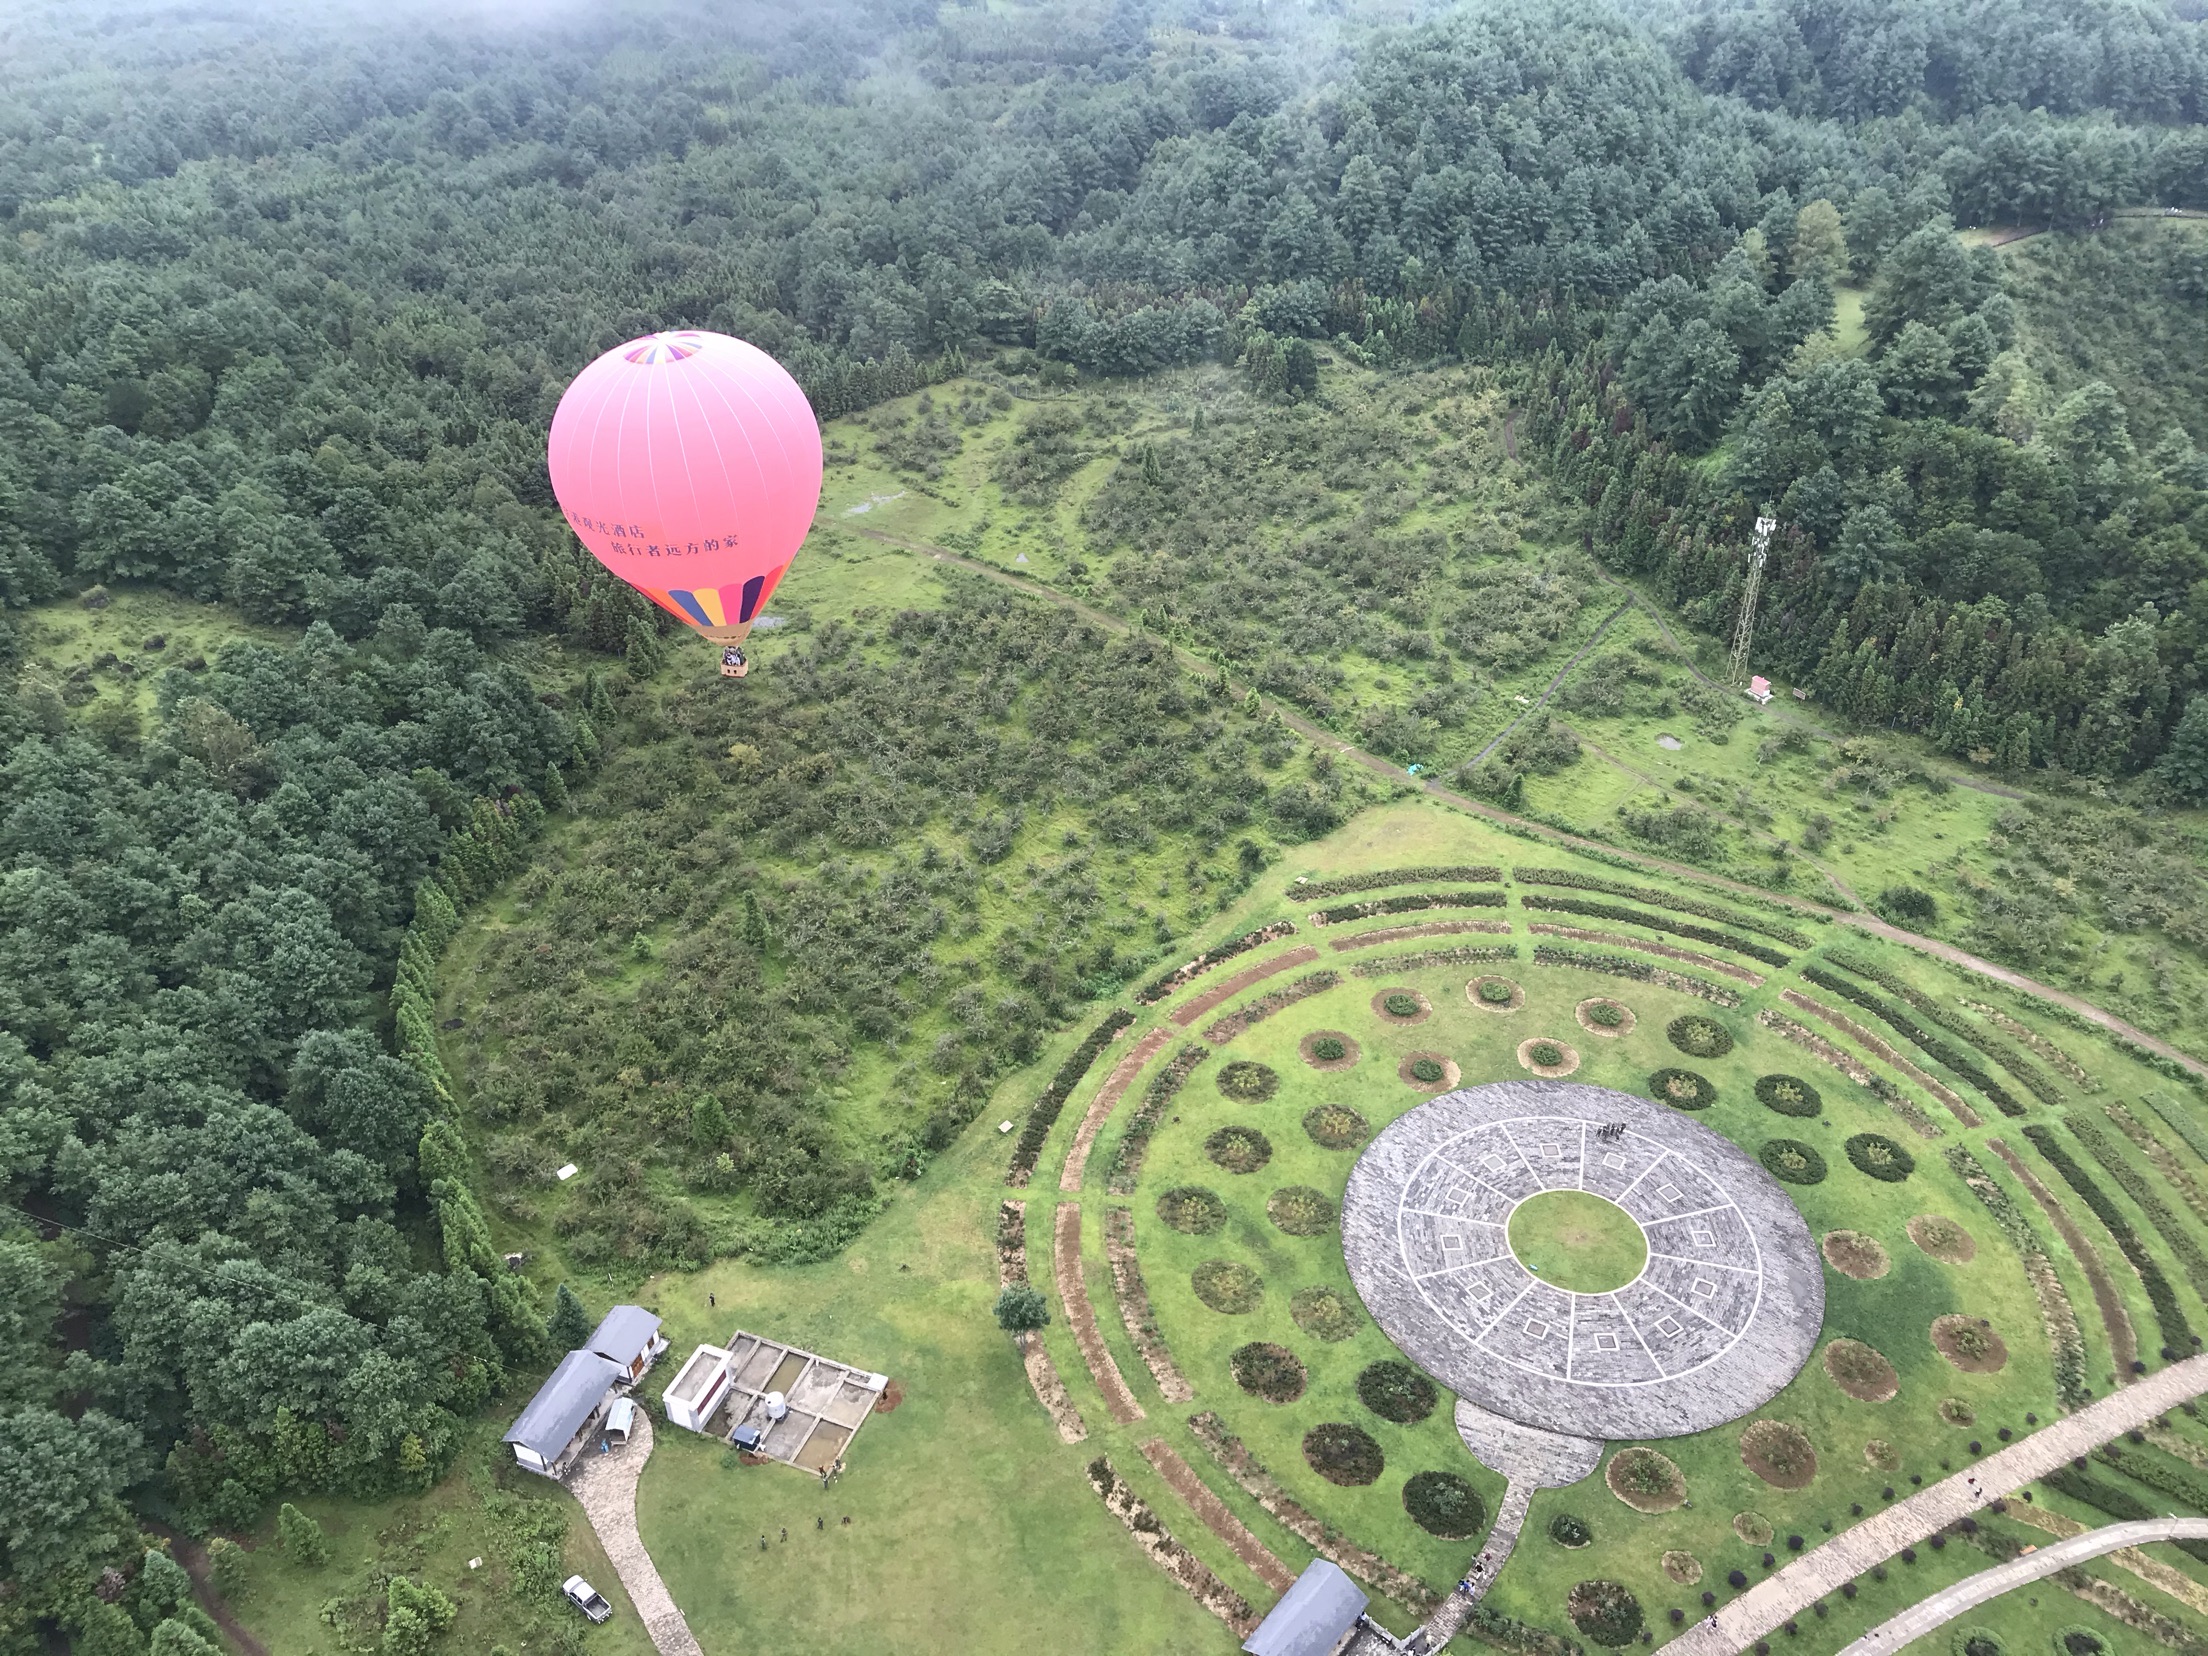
[996,799,2208,1656]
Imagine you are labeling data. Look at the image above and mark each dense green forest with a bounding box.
[1,0,2206,1648]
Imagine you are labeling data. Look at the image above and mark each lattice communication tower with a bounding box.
[1727,515,1778,689]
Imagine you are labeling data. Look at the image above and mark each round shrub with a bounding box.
[1267,1185,1337,1237]
[1404,1470,1487,1538]
[1567,1579,1645,1649]
[1384,992,1421,1018]
[2054,1630,2108,1656]
[1530,1041,1565,1067]
[1755,1074,1823,1118]
[1477,976,1517,1004]
[1216,1060,1280,1103]
[1303,1422,1384,1486]
[1585,999,1627,1028]
[1846,1133,1916,1182]
[1667,1014,1734,1058]
[1357,1360,1438,1424]
[1156,1186,1227,1235]
[1191,1260,1263,1313]
[1311,1036,1346,1062]
[1952,1629,2005,1656]
[1760,1138,1828,1185]
[1290,1285,1362,1342]
[1303,1103,1369,1150]
[1410,1056,1444,1083]
[1649,1068,1715,1110]
[1205,1124,1273,1174]
[1550,1512,1593,1547]
[1230,1341,1307,1403]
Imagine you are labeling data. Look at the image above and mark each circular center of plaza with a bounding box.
[1341,1079,1824,1440]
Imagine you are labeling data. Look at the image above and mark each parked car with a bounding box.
[562,1576,613,1623]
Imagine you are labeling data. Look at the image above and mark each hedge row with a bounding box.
[1513,867,1814,947]
[1943,1146,2091,1409]
[1107,1045,1211,1196]
[2098,1441,2208,1515]
[1530,945,1743,1008]
[1520,897,1790,967]
[1800,966,2025,1117]
[1136,923,1298,1004]
[2145,1093,2208,1164]
[1824,950,2062,1106]
[1313,890,1506,926]
[1203,971,1343,1044]
[2041,1467,2208,1566]
[1290,866,1501,900]
[1348,944,1517,978]
[1005,1008,1138,1186]
[2066,1116,2208,1305]
[2021,1125,2195,1356]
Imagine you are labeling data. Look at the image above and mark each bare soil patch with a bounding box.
[1372,987,1432,1025]
[1739,1419,1818,1490]
[1303,1103,1370,1150]
[1605,1447,1686,1512]
[1821,1230,1892,1280]
[1576,997,1636,1037]
[1169,945,1321,1028]
[1909,1214,1977,1263]
[1300,1030,1361,1071]
[1468,975,1524,1012]
[1399,1051,1461,1091]
[1517,1037,1581,1078]
[1328,919,1510,952]
[1822,1339,1899,1402]
[875,1379,905,1413]
[1060,1027,1172,1192]
[1138,1437,1296,1594]
[1932,1313,2009,1373]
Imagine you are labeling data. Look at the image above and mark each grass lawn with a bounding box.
[1508,1190,1649,1293]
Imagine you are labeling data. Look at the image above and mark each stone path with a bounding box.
[1138,1437,1296,1592]
[564,1413,705,1656]
[1836,1518,2208,1654]
[1657,1352,2208,1655]
[1059,1028,1170,1192]
[1054,1202,1144,1423]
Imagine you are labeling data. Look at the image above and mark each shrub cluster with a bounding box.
[1215,1060,1280,1102]
[2041,1466,2208,1566]
[1566,1579,1645,1648]
[1942,1146,2091,1409]
[1006,1007,1137,1184]
[1405,1471,1488,1538]
[1760,1139,1827,1184]
[1303,1103,1370,1149]
[1824,950,2061,1105]
[1156,1186,1227,1235]
[1192,1259,1264,1314]
[1650,1068,1716,1109]
[2023,1124,2194,1354]
[1349,944,1516,976]
[1801,965,2025,1117]
[1522,895,1791,965]
[1203,970,1342,1042]
[1136,922,1298,1003]
[1290,1286,1362,1342]
[1230,1341,1307,1403]
[1410,1056,1445,1083]
[1531,944,1742,1006]
[1667,1014,1735,1058]
[1303,1422,1385,1485]
[1205,1125,1274,1174]
[1584,999,1627,1027]
[1844,1133,1915,1181]
[1357,1360,1438,1423]
[1755,1074,1822,1117]
[1515,868,1813,946]
[2067,1116,2208,1304]
[2098,1441,2208,1519]
[1476,976,1519,1004]
[1383,992,1422,1017]
[1310,1036,1347,1061]
[1549,1512,1593,1546]
[1529,1041,1566,1067]
[1315,890,1507,925]
[1292,866,1502,899]
[1267,1185,1337,1236]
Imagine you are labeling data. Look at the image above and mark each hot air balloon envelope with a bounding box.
[547,330,822,653]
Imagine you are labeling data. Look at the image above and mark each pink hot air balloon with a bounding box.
[548,330,822,677]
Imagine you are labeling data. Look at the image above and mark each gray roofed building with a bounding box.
[586,1305,667,1380]
[504,1349,623,1475]
[1243,1560,1372,1656]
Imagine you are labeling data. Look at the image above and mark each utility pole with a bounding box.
[1727,515,1778,690]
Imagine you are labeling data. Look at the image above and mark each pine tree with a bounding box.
[542,763,569,809]
[205,1537,248,1602]
[692,1094,729,1149]
[742,892,769,954]
[276,1503,328,1568]
[546,1283,593,1351]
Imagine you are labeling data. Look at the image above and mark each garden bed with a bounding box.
[1526,924,1760,989]
[1055,1203,1145,1424]
[1398,1051,1461,1091]
[1106,1206,1192,1404]
[1202,970,1343,1045]
[1300,1030,1360,1071]
[1931,1313,2009,1373]
[1517,1037,1580,1078]
[1575,997,1635,1037]
[1468,974,1524,1012]
[1908,1214,1977,1263]
[1372,987,1433,1025]
[1085,1457,1255,1637]
[1328,918,1512,952]
[1168,945,1321,1029]
[1060,1028,1172,1193]
[1820,1230,1891,1279]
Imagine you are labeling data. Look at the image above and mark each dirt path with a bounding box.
[149,1525,269,1656]
[1053,1202,1145,1423]
[1987,1137,2138,1379]
[564,1414,704,1656]
[1468,599,1635,766]
[1837,1517,2208,1655]
[843,523,2208,1081]
[1660,1352,2208,1655]
[1059,1028,1171,1191]
[1138,1438,1295,1592]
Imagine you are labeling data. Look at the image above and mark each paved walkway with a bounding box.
[1836,1519,2208,1654]
[565,1413,705,1656]
[1658,1352,2208,1655]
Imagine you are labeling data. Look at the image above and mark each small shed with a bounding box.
[604,1397,637,1446]
[664,1345,734,1434]
[504,1350,623,1476]
[1747,675,1774,704]
[1242,1560,1370,1656]
[586,1306,669,1383]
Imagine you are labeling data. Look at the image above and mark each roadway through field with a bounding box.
[841,522,2208,1081]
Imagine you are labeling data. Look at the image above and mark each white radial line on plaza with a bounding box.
[1577,1121,1590,1192]
[1609,1149,1676,1206]
[1564,1292,1580,1380]
[1647,1251,1760,1276]
[1472,1279,1541,1347]
[1434,1147,1522,1207]
[1495,1118,1558,1188]
[1402,1205,1508,1227]
[1644,1201,1735,1226]
[1623,1290,1673,1378]
[1411,1253,1513,1283]
[1639,1275,1735,1334]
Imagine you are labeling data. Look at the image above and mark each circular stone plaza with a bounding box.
[1342,1079,1825,1442]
